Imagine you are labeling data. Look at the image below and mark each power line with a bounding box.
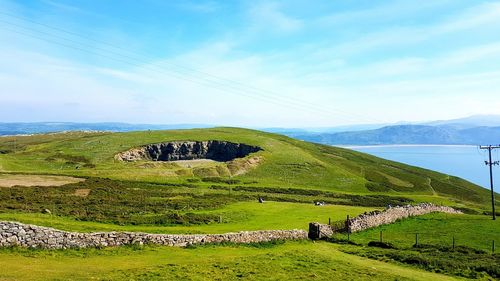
[0,12,382,124]
[0,10,385,123]
[479,145,499,220]
[0,24,322,117]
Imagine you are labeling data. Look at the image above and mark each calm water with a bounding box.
[346,145,499,192]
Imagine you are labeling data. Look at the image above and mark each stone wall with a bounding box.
[348,203,462,232]
[308,222,334,239]
[308,203,462,239]
[0,222,307,249]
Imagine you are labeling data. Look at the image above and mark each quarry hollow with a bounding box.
[116,141,262,162]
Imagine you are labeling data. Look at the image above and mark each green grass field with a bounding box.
[334,213,500,252]
[0,202,370,234]
[0,241,462,281]
[327,213,500,279]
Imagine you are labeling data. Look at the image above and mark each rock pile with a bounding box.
[0,222,307,249]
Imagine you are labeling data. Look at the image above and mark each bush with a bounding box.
[339,244,500,279]
[368,241,397,249]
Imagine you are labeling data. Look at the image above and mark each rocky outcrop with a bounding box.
[116,141,262,162]
[308,203,462,239]
[0,221,306,249]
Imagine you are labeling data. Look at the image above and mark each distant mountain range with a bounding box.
[0,122,212,136]
[291,125,500,145]
[282,115,500,145]
[424,115,500,128]
[2,115,500,145]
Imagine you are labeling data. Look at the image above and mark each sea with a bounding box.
[344,145,500,192]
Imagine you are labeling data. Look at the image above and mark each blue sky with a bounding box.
[1,0,499,127]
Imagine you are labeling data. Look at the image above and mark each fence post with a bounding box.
[346,215,350,242]
[329,217,331,225]
[380,231,383,243]
[415,233,418,247]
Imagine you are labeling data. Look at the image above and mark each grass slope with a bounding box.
[0,127,496,210]
[329,213,500,279]
[0,202,370,234]
[0,241,460,281]
[335,213,500,252]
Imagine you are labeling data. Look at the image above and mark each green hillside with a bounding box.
[0,241,463,281]
[1,128,499,280]
[0,127,496,208]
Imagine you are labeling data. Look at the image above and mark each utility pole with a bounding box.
[480,145,500,220]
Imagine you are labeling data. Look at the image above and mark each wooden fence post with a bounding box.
[346,215,351,242]
[380,231,383,243]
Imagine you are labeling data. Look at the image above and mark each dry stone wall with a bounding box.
[348,203,462,232]
[308,222,334,239]
[308,203,462,239]
[0,222,307,249]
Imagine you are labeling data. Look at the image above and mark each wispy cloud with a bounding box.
[247,2,303,34]
[1,0,500,126]
[40,0,82,12]
[310,1,500,60]
[317,0,454,26]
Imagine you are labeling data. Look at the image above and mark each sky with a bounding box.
[0,0,500,127]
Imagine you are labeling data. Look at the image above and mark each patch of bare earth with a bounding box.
[73,188,90,197]
[228,156,263,176]
[173,159,217,168]
[0,174,85,187]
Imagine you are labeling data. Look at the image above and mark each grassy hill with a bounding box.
[0,127,496,208]
[1,127,499,280]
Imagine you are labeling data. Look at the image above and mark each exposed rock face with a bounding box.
[308,203,462,239]
[0,221,307,249]
[116,141,262,162]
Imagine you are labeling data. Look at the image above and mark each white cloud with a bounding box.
[437,42,500,66]
[317,0,453,26]
[311,2,500,60]
[40,0,81,12]
[247,2,303,34]
[1,1,500,126]
[437,2,500,33]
